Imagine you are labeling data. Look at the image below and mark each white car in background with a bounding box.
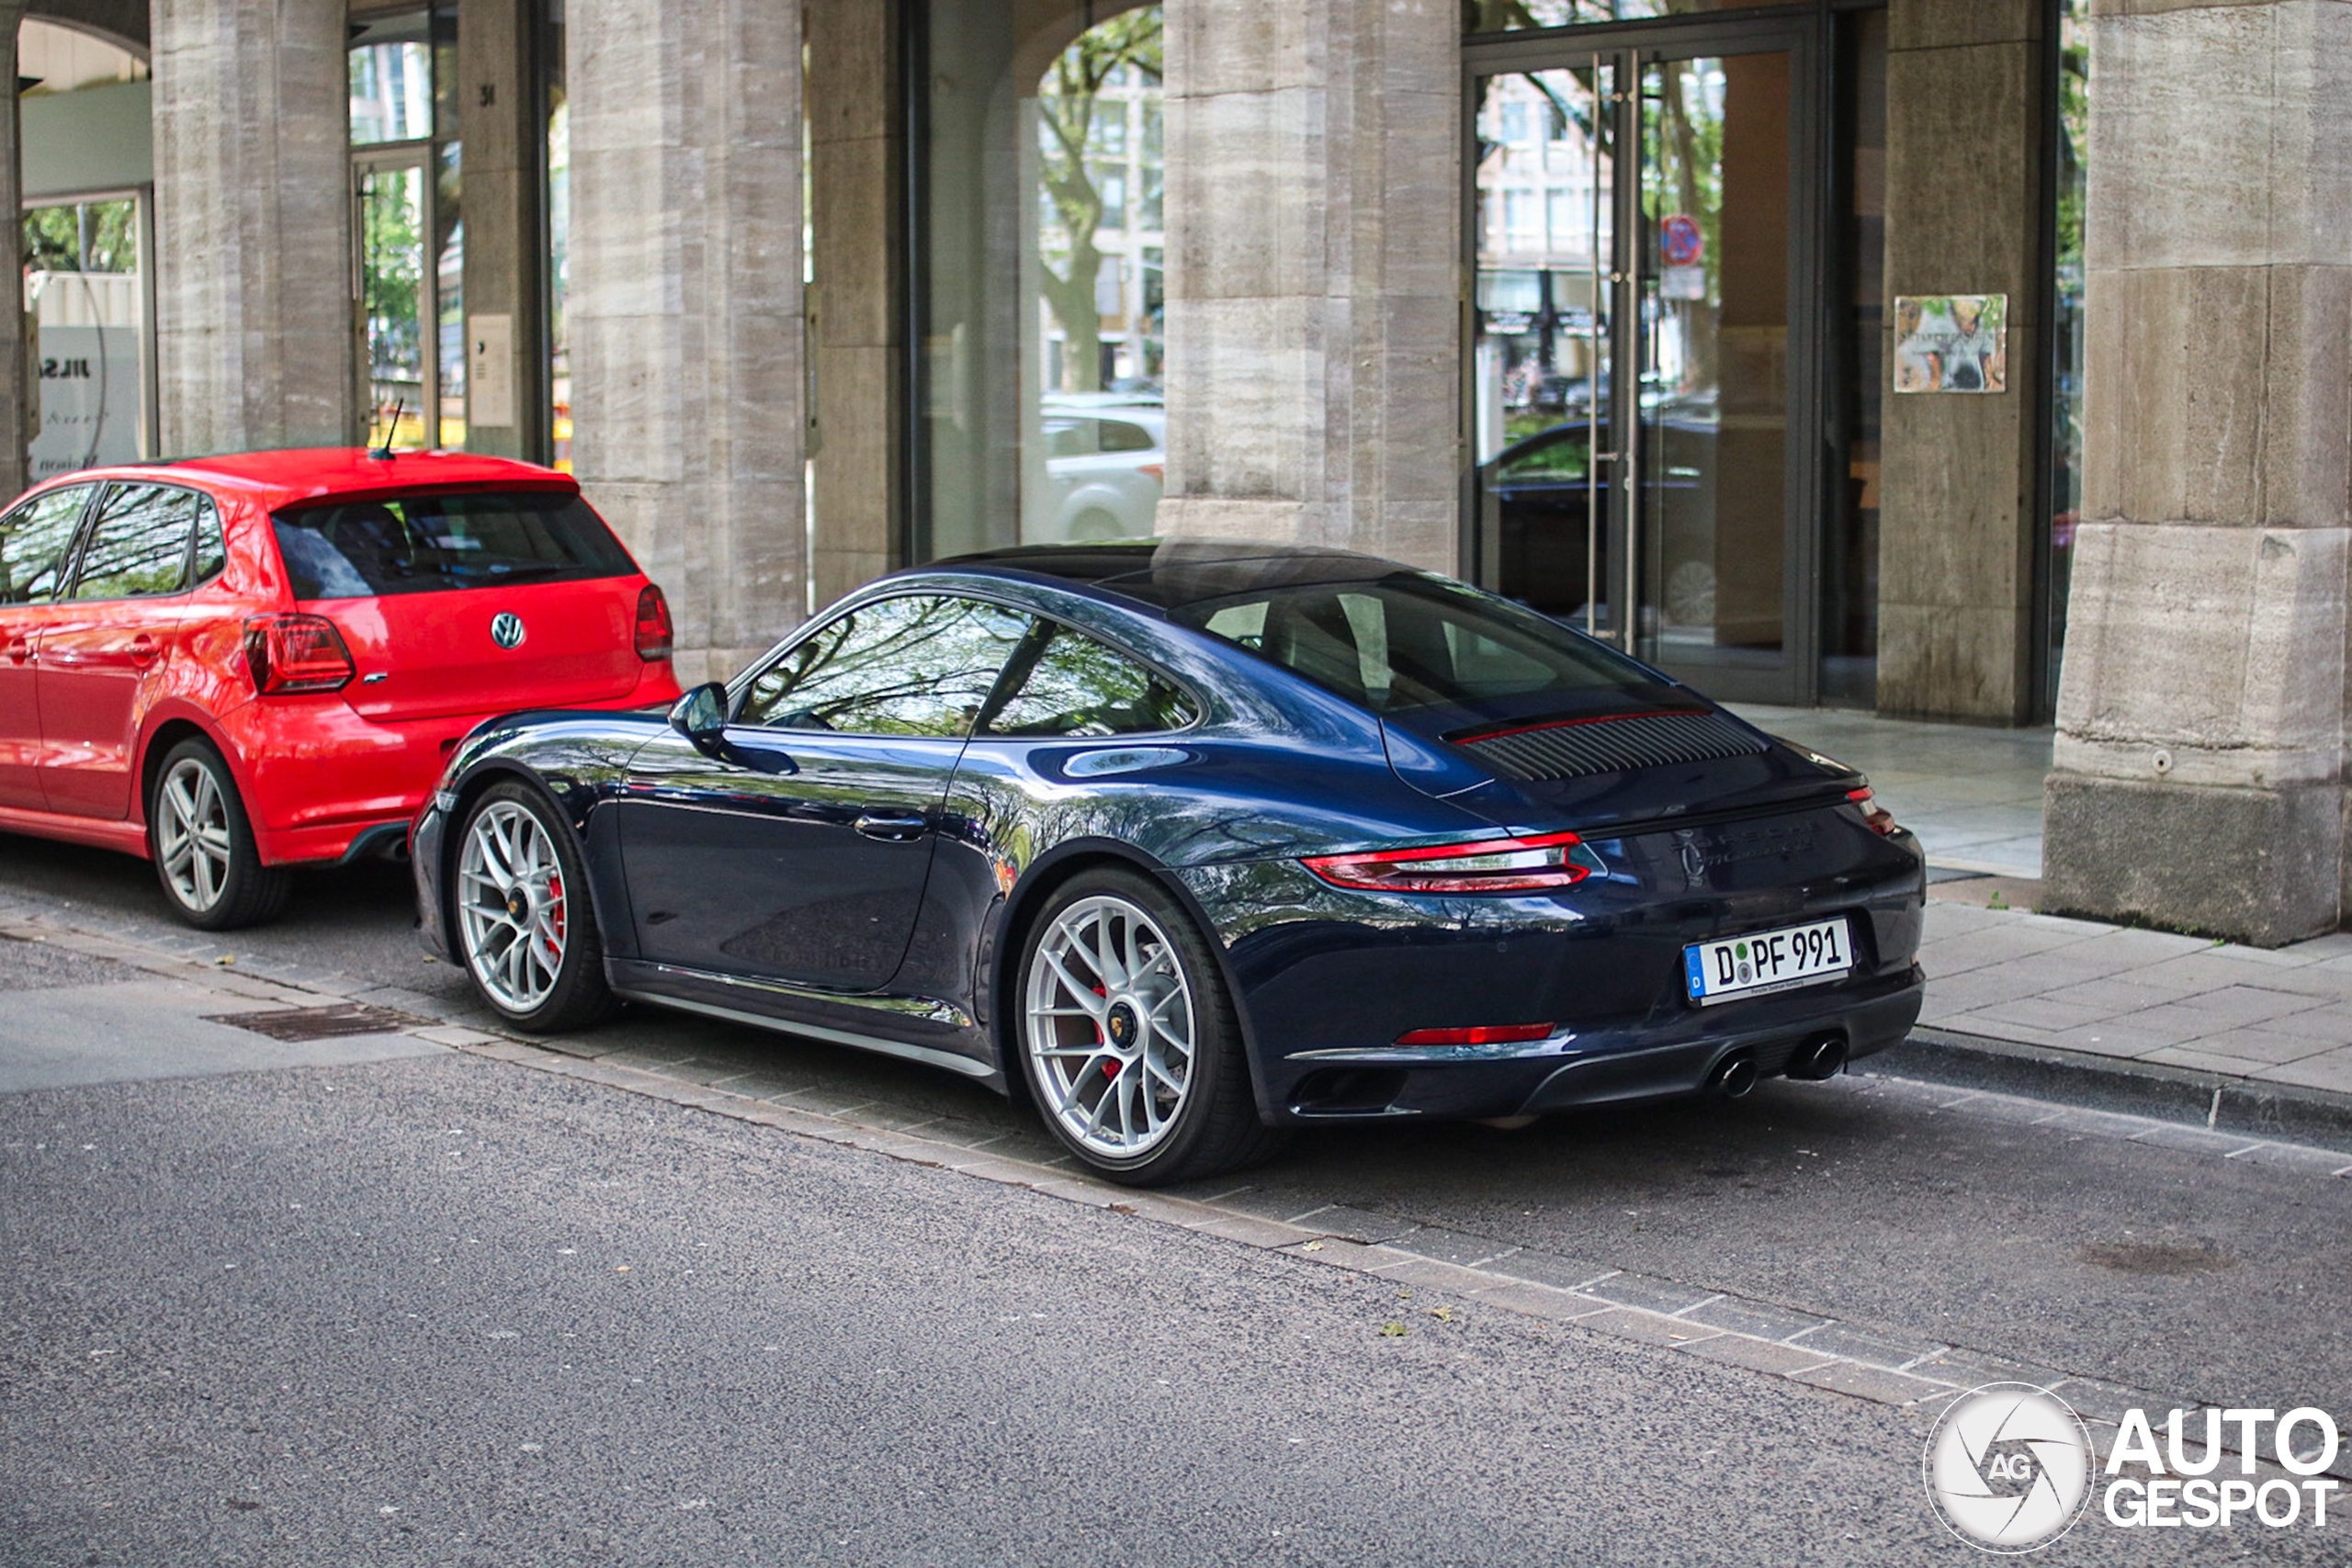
[1038,394,1163,542]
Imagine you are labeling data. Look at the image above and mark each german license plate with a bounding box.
[1684,918,1852,1006]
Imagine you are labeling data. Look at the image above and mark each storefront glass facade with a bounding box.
[912,0,1168,564]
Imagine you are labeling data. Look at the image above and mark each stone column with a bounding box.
[1874,0,2047,721]
[457,0,546,460]
[2043,0,2350,945]
[567,0,803,683]
[151,0,355,453]
[807,0,904,609]
[0,0,28,501]
[1155,0,1459,572]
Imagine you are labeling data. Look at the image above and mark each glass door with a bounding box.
[1470,19,1818,705]
[355,150,435,450]
[1471,62,1619,641]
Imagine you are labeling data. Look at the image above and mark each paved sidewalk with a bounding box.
[1733,702,2051,879]
[1915,900,2352,1097]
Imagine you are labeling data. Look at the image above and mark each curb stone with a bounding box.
[1880,1027,2352,1156]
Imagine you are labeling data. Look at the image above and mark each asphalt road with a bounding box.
[3,833,2348,1563]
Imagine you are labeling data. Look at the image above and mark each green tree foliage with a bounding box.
[1037,9,1161,392]
[361,169,424,380]
[22,201,139,274]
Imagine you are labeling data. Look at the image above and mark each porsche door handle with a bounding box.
[128,634,159,667]
[853,813,929,843]
[4,637,28,665]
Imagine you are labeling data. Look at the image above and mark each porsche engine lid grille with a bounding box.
[1452,710,1768,783]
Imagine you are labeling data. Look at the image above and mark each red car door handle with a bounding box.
[129,634,159,667]
[4,637,27,665]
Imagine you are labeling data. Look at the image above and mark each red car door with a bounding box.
[0,481,98,810]
[36,482,209,819]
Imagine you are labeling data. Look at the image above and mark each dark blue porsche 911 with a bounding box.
[412,541,1925,1185]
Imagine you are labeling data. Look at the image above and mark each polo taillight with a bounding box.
[243,614,355,694]
[1849,785,1899,837]
[634,584,674,662]
[1302,829,1600,895]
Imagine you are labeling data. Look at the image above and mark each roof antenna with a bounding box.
[370,399,403,460]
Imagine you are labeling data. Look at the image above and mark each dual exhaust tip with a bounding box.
[1708,1034,1847,1100]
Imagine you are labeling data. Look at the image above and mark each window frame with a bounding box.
[62,481,220,604]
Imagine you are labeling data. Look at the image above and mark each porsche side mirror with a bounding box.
[669,682,729,750]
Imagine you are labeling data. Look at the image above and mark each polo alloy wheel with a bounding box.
[155,756,233,915]
[144,738,290,931]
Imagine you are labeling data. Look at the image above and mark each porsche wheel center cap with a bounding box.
[1106,1001,1140,1048]
[505,887,531,923]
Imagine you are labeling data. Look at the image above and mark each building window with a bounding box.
[1464,1,1784,31]
[917,1,1169,561]
[348,6,463,452]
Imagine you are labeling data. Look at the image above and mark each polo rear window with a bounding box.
[272,491,635,599]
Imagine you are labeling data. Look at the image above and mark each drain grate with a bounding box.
[205,1003,430,1042]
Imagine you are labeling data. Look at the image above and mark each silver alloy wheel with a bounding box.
[457,800,570,1014]
[1024,894,1197,1159]
[155,757,233,913]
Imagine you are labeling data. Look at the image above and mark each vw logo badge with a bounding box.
[490,612,526,650]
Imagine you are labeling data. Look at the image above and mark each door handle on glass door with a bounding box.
[853,813,929,843]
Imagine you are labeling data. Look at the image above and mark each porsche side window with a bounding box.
[0,484,95,605]
[1201,602,1265,649]
[70,484,202,601]
[736,594,1031,739]
[981,622,1198,738]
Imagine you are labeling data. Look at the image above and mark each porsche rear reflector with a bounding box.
[1395,1022,1556,1047]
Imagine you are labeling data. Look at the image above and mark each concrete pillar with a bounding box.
[2043,0,2350,945]
[1155,0,1458,571]
[566,0,804,682]
[807,0,903,610]
[1873,0,2046,722]
[457,0,547,460]
[0,0,28,501]
[151,0,354,453]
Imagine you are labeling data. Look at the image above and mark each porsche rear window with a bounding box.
[1173,573,1665,726]
[272,491,634,599]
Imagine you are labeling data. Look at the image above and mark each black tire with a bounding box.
[449,781,618,1033]
[1012,865,1289,1187]
[145,738,291,931]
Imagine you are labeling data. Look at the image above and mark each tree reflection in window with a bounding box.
[737,594,1031,739]
[71,485,203,601]
[981,621,1197,737]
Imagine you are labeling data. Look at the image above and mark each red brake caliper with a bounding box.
[548,873,566,942]
[1095,985,1117,1079]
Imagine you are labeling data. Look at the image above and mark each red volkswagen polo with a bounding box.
[0,449,680,928]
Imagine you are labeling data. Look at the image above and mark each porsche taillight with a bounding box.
[243,614,355,694]
[1848,786,1899,837]
[635,584,674,662]
[1301,829,1600,895]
